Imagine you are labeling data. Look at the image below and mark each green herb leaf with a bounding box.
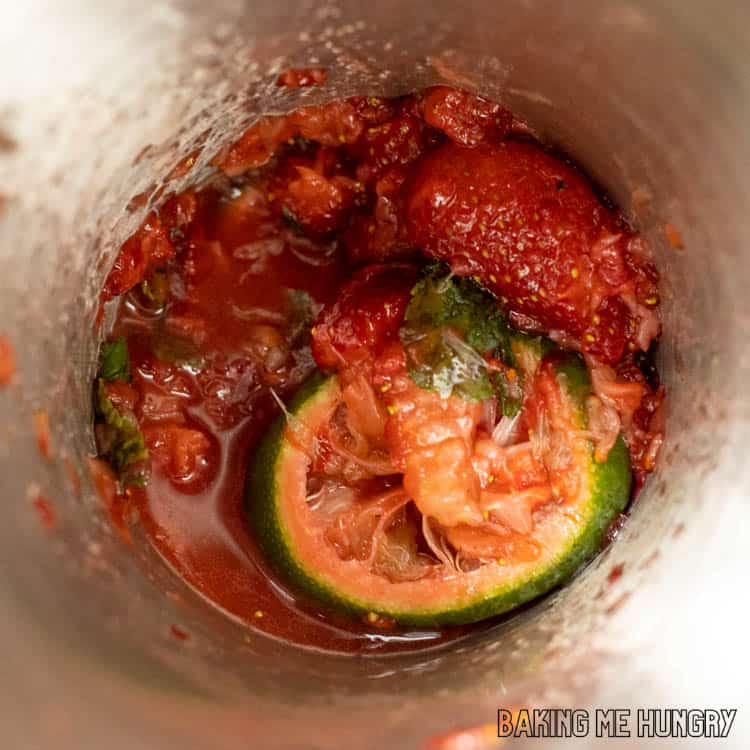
[403,264,510,347]
[400,266,511,401]
[401,326,495,401]
[95,380,149,483]
[282,205,306,236]
[97,338,131,383]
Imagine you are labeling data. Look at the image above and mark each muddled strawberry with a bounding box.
[311,263,419,369]
[403,140,660,362]
[422,85,512,147]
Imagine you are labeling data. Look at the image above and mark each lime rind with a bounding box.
[246,356,630,626]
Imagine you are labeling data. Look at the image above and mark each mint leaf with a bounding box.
[98,338,131,382]
[402,326,494,401]
[95,380,149,484]
[400,267,511,402]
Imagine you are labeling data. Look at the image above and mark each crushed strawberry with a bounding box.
[403,140,661,362]
[352,107,435,184]
[102,213,175,301]
[267,148,359,235]
[422,85,512,146]
[311,263,419,369]
[215,100,364,177]
[143,424,215,486]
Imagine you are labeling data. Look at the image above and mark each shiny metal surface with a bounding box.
[0,1,748,747]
